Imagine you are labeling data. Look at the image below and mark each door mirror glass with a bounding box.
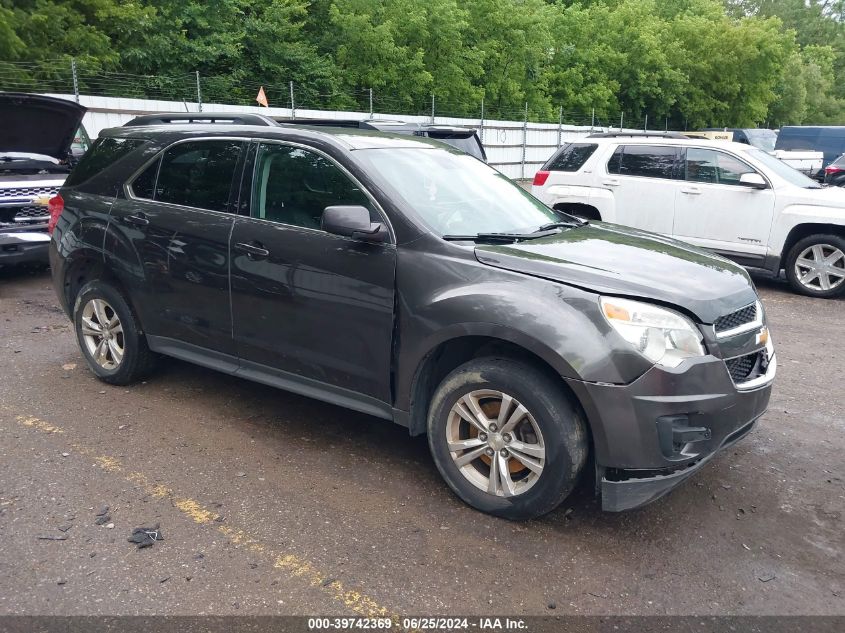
[322,205,386,242]
[739,172,768,189]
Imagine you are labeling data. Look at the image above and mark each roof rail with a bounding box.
[587,131,690,139]
[123,113,277,127]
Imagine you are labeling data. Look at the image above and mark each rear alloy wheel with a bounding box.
[786,234,845,298]
[428,357,588,520]
[80,298,125,370]
[73,280,156,385]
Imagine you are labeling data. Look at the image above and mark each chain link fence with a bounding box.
[1,58,688,179]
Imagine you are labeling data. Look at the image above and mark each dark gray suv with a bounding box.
[49,124,776,519]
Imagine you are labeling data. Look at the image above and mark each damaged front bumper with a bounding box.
[566,339,776,512]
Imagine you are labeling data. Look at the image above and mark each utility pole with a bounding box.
[591,107,595,131]
[644,114,648,131]
[521,102,528,180]
[430,94,435,123]
[557,106,563,147]
[480,97,485,144]
[369,88,373,119]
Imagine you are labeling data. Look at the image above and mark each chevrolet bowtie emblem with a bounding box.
[31,195,51,207]
[756,327,769,347]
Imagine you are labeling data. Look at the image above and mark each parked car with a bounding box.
[702,128,778,152]
[823,154,845,188]
[533,133,845,298]
[122,112,487,162]
[775,126,845,180]
[0,93,87,266]
[50,124,775,518]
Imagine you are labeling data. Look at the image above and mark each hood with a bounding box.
[788,184,845,209]
[0,93,86,161]
[474,223,757,324]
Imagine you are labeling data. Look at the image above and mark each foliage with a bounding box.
[1,0,844,125]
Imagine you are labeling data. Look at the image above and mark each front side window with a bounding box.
[155,140,243,212]
[546,143,597,172]
[607,145,678,179]
[685,148,756,186]
[251,143,375,230]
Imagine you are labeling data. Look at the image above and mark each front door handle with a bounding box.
[125,213,149,226]
[234,241,270,259]
[680,187,701,195]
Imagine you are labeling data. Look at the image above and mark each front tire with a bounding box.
[427,357,588,520]
[785,234,845,298]
[73,280,156,385]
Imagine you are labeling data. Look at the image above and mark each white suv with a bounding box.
[532,133,845,298]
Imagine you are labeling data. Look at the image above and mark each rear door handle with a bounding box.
[602,178,620,187]
[125,213,149,226]
[234,241,270,259]
[680,187,701,195]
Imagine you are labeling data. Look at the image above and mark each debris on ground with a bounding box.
[37,534,68,541]
[94,505,112,525]
[128,523,164,549]
[758,573,776,583]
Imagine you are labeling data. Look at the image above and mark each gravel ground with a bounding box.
[0,265,842,617]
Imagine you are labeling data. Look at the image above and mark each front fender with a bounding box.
[770,204,845,256]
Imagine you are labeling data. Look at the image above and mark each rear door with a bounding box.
[229,141,396,403]
[604,144,682,234]
[672,147,775,263]
[108,138,244,356]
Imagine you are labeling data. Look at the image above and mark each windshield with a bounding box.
[358,147,558,235]
[746,148,821,188]
[358,148,563,235]
[743,129,777,152]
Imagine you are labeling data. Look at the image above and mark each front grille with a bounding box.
[714,303,758,334]
[0,186,58,199]
[14,206,48,219]
[725,351,761,383]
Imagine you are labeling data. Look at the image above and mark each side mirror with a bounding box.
[739,172,768,189]
[321,205,387,242]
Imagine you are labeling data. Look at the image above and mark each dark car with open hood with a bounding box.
[49,123,776,518]
[0,93,87,266]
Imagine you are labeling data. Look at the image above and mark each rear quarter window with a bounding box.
[545,143,597,171]
[64,137,144,188]
[607,145,679,179]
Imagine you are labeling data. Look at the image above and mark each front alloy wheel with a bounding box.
[793,244,845,293]
[80,298,124,370]
[447,389,545,497]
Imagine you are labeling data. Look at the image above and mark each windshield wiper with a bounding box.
[442,233,530,243]
[537,220,586,231]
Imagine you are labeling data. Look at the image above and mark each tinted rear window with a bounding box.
[607,145,678,179]
[545,143,597,171]
[155,140,243,212]
[64,137,144,187]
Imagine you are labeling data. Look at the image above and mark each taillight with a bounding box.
[825,165,843,175]
[533,170,550,186]
[47,194,64,234]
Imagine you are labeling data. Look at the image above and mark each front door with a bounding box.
[229,142,396,403]
[672,147,776,263]
[108,138,244,354]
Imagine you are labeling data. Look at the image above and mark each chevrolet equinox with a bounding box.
[49,123,776,519]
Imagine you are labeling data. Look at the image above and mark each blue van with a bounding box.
[775,126,845,178]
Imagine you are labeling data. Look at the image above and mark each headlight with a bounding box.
[600,297,705,368]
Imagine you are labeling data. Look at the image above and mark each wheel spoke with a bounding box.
[800,269,820,285]
[92,299,109,326]
[812,244,825,261]
[453,445,487,468]
[510,448,544,475]
[107,339,123,364]
[819,272,832,291]
[448,437,485,452]
[81,316,101,336]
[487,452,500,495]
[110,323,123,336]
[455,395,489,432]
[496,393,513,427]
[508,439,545,459]
[823,250,844,266]
[499,402,528,435]
[497,453,516,497]
[796,257,816,270]
[94,339,108,364]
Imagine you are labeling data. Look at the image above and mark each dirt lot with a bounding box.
[0,266,842,617]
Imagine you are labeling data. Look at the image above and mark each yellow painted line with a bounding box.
[8,409,399,621]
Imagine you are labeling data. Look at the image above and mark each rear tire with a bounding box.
[785,234,845,298]
[427,357,588,520]
[73,280,156,385]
